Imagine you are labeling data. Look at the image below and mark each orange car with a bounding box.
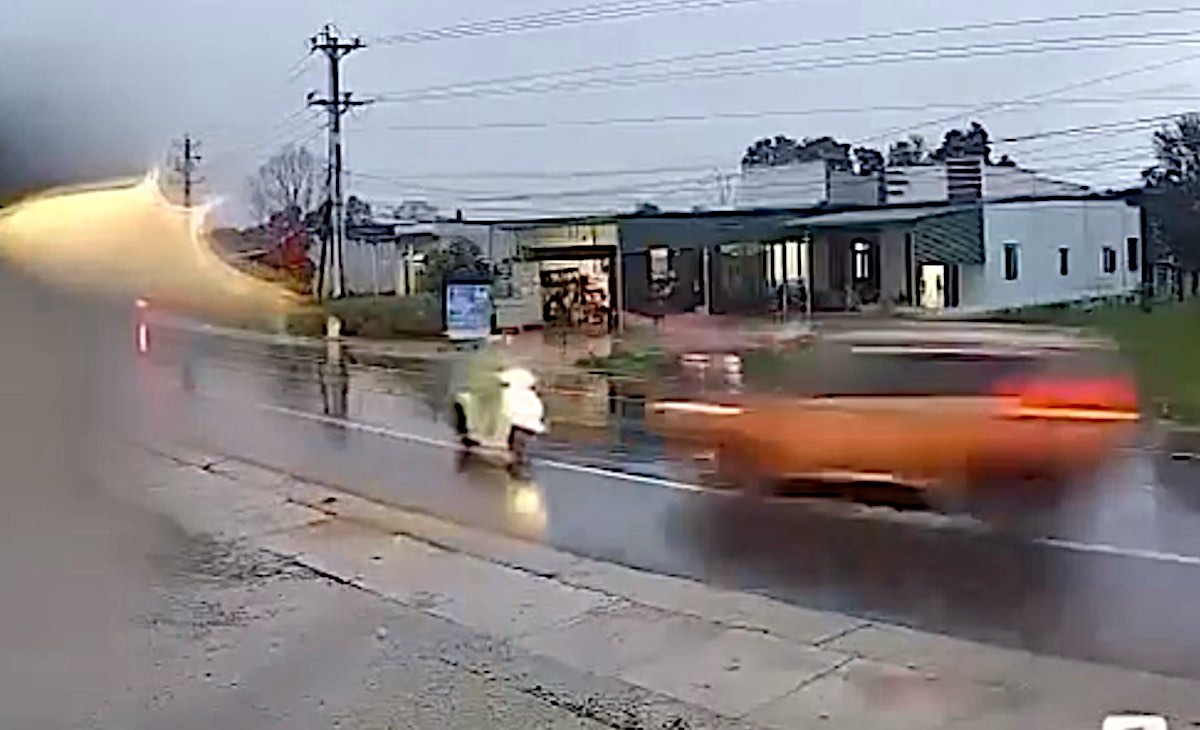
[648,323,1139,514]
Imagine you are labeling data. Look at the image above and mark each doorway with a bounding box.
[919,264,946,309]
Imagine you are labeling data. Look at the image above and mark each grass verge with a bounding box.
[1001,300,1200,423]
[576,346,666,377]
[276,294,444,340]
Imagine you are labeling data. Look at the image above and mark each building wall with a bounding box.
[885,165,946,204]
[983,167,1091,199]
[436,222,513,262]
[508,222,619,251]
[961,199,1140,311]
[878,229,908,304]
[828,169,882,206]
[885,164,1091,205]
[735,162,827,209]
[342,241,406,296]
[735,162,881,209]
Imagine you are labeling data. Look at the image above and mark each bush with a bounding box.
[577,346,666,377]
[280,307,328,337]
[326,294,443,339]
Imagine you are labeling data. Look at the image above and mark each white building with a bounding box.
[731,156,1141,313]
[965,197,1141,311]
[792,193,1142,313]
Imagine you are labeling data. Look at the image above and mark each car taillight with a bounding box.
[992,375,1140,421]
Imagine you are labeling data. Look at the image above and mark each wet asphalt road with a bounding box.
[129,324,1200,680]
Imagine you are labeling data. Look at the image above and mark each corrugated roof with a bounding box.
[786,205,975,228]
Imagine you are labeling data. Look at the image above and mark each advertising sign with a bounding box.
[445,282,494,340]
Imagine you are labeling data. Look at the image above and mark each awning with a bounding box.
[523,243,617,261]
[788,205,984,265]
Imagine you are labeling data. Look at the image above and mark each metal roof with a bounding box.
[786,205,975,229]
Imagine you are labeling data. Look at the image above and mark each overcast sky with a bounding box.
[5,0,1199,222]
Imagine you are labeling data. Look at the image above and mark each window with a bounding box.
[1058,247,1069,276]
[1003,243,1019,281]
[1102,246,1117,274]
[853,239,871,280]
[648,247,670,279]
[1127,237,1140,272]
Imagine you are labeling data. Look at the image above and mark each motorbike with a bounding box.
[452,364,546,472]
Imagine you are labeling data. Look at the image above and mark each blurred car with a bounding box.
[648,322,1139,516]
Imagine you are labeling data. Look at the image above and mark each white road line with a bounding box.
[256,403,710,493]
[253,403,1200,568]
[1035,537,1200,567]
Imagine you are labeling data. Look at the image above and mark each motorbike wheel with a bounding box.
[508,427,535,473]
[453,403,477,447]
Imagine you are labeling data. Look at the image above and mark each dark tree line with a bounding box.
[741,122,1017,173]
[1143,113,1200,299]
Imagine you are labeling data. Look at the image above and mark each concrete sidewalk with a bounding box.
[103,441,1200,729]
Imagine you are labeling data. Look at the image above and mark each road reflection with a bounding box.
[455,450,549,540]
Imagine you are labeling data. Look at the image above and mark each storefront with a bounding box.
[497,221,621,332]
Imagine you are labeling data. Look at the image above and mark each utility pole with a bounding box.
[171,134,202,208]
[308,24,369,300]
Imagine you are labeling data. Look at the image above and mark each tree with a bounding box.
[887,135,931,167]
[346,195,372,226]
[1145,113,1200,190]
[1143,114,1200,292]
[931,122,993,163]
[742,135,851,168]
[852,147,885,176]
[247,143,322,222]
[422,236,489,294]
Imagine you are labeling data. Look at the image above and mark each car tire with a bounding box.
[950,474,1067,536]
[715,444,772,498]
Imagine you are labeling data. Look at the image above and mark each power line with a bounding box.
[202,108,323,169]
[996,112,1184,143]
[352,114,1174,208]
[353,161,728,181]
[352,114,1181,187]
[370,30,1200,105]
[1016,141,1152,164]
[373,0,778,45]
[351,170,722,200]
[856,50,1200,147]
[373,6,1200,102]
[374,95,1200,133]
[354,148,1156,216]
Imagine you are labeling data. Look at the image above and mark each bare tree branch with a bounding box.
[246,143,322,223]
